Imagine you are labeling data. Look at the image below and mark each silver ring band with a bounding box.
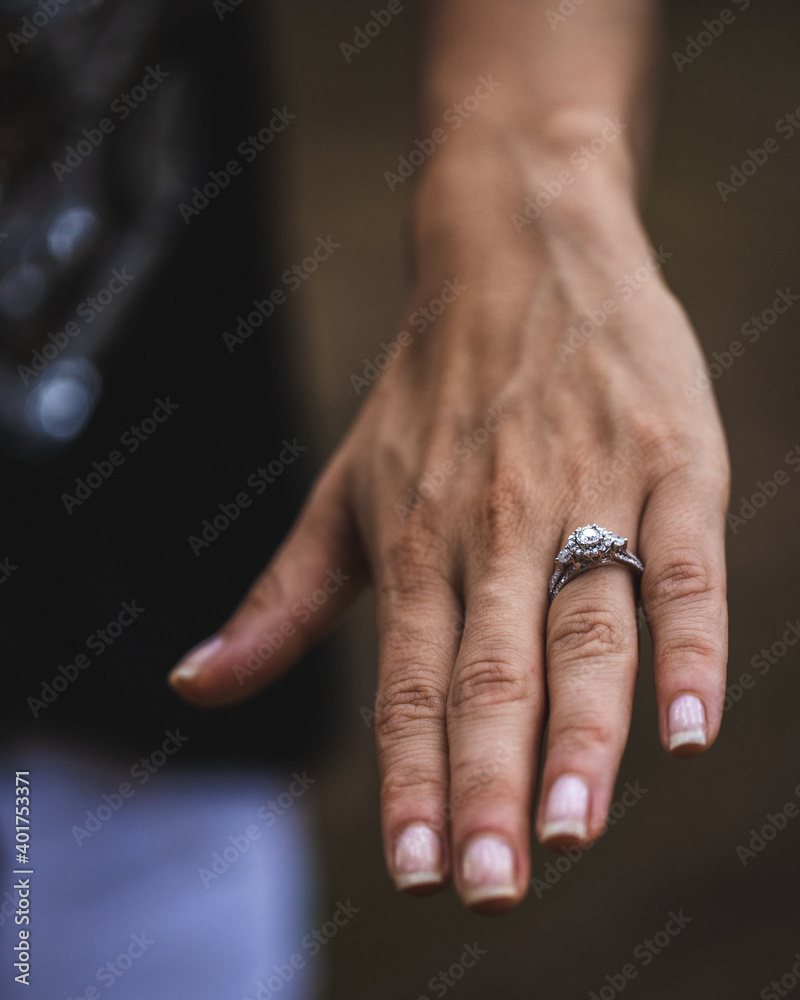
[549,524,644,603]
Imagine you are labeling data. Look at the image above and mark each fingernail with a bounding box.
[461,835,516,905]
[668,694,707,751]
[541,774,589,842]
[393,824,443,890]
[169,636,225,685]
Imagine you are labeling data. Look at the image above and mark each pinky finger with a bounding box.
[639,465,729,757]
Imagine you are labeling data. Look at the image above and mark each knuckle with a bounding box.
[379,523,450,602]
[692,440,732,495]
[448,760,518,811]
[643,551,721,614]
[632,417,695,471]
[379,761,443,802]
[449,654,530,710]
[379,627,446,672]
[548,607,630,664]
[633,419,730,496]
[653,628,722,664]
[375,676,446,742]
[549,713,619,758]
[714,447,733,492]
[475,470,531,555]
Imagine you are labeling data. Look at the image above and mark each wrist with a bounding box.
[411,116,651,293]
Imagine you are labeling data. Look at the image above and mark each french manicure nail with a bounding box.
[541,774,589,842]
[169,636,225,685]
[393,824,443,890]
[668,694,707,751]
[461,835,516,905]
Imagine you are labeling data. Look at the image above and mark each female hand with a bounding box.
[169,121,729,912]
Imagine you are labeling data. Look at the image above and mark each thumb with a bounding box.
[168,459,366,706]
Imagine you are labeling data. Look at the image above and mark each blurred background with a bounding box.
[1,0,799,997]
[270,2,800,998]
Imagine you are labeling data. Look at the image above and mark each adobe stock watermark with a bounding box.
[726,444,800,534]
[65,932,155,1000]
[350,278,466,394]
[27,600,145,717]
[415,942,487,1000]
[512,117,627,232]
[187,440,306,556]
[223,237,341,353]
[179,108,296,224]
[240,900,361,1000]
[198,770,316,888]
[71,730,190,846]
[17,268,136,384]
[716,101,800,201]
[0,557,18,586]
[52,65,169,181]
[587,908,692,1000]
[545,0,590,30]
[735,782,800,867]
[232,567,351,684]
[672,2,753,73]
[0,882,27,930]
[61,397,179,513]
[724,616,800,714]
[394,406,508,521]
[384,76,500,192]
[213,0,247,21]
[7,0,101,55]
[556,246,672,360]
[530,780,648,899]
[683,287,798,401]
[340,0,410,62]
[759,950,800,1000]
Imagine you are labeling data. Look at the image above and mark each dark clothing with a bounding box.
[1,0,338,767]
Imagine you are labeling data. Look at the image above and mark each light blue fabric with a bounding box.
[0,741,321,999]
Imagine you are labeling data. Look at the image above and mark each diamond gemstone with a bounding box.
[577,526,601,545]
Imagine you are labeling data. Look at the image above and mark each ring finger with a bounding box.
[536,510,642,847]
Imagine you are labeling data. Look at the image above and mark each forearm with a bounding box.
[419,0,660,170]
[413,0,663,276]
